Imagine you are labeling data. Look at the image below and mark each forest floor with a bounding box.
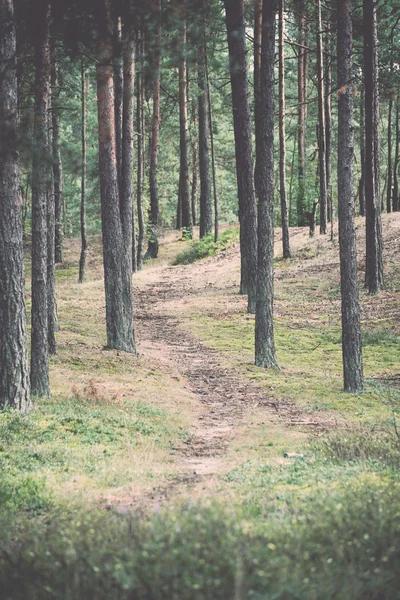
[15,213,399,509]
[1,214,400,598]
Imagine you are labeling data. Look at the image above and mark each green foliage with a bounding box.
[172,228,239,265]
[0,474,50,513]
[0,478,399,599]
[313,430,400,468]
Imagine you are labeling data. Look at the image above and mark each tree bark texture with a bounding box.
[114,16,123,194]
[278,0,290,258]
[136,31,145,270]
[178,12,192,235]
[47,84,57,356]
[51,58,63,264]
[255,0,278,369]
[79,60,87,283]
[121,23,135,274]
[337,0,364,392]
[325,21,332,225]
[0,0,30,410]
[31,0,51,396]
[147,0,161,258]
[224,0,257,313]
[316,0,327,234]
[296,0,308,226]
[387,92,393,214]
[364,0,383,293]
[393,96,399,212]
[198,22,212,238]
[96,0,136,353]
[253,0,262,186]
[359,89,366,216]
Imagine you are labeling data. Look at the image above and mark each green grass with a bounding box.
[172,228,239,265]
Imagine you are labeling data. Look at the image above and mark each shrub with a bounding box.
[172,228,239,265]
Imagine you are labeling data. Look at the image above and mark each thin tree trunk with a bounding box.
[325,20,332,224]
[359,87,366,216]
[0,0,30,410]
[198,12,212,238]
[278,0,290,258]
[387,93,393,213]
[51,58,63,263]
[337,0,363,392]
[255,0,278,369]
[147,0,161,258]
[96,0,136,353]
[47,80,57,355]
[31,0,51,396]
[178,10,192,236]
[208,80,219,242]
[136,31,145,271]
[254,0,262,183]
[364,0,383,293]
[191,139,198,227]
[224,0,258,313]
[114,16,123,193]
[316,0,327,234]
[79,60,87,283]
[393,95,399,212]
[296,0,307,226]
[121,22,135,275]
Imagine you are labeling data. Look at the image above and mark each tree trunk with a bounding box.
[224,0,258,313]
[136,31,145,271]
[316,0,327,234]
[208,79,219,243]
[198,16,212,238]
[359,88,366,216]
[296,0,308,226]
[278,0,290,258]
[337,0,363,393]
[79,60,87,283]
[178,11,192,237]
[254,0,262,184]
[114,16,123,193]
[0,0,30,410]
[51,58,63,264]
[393,95,399,212]
[325,21,332,225]
[31,0,51,397]
[147,0,161,259]
[121,22,135,275]
[255,0,278,369]
[47,81,57,356]
[364,0,383,293]
[387,93,393,213]
[96,0,136,353]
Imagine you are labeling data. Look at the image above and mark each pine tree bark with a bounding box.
[198,18,212,238]
[0,0,30,410]
[337,0,363,393]
[147,0,161,258]
[121,22,135,274]
[51,58,63,264]
[254,0,262,184]
[316,0,327,234]
[208,79,219,242]
[387,93,393,214]
[224,0,257,313]
[364,0,383,293]
[359,88,366,216]
[278,0,290,258]
[325,21,332,225]
[31,0,51,396]
[393,96,399,212]
[296,0,308,226]
[178,11,192,236]
[255,0,278,369]
[96,0,136,353]
[79,60,87,283]
[136,31,145,271]
[114,16,123,193]
[47,84,57,356]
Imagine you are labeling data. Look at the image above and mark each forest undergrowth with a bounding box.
[1,216,399,599]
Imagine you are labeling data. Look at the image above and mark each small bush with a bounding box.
[314,429,400,468]
[0,474,51,513]
[172,228,239,265]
